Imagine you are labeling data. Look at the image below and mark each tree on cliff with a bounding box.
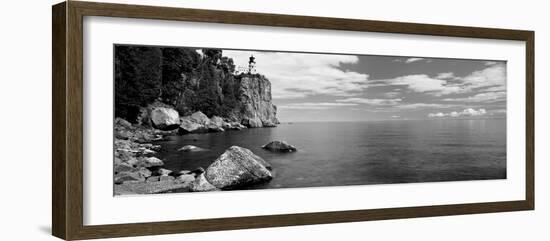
[114,46,162,121]
[114,45,264,122]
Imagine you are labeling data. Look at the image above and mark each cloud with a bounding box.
[405,57,424,63]
[371,74,462,96]
[428,108,487,118]
[384,91,400,98]
[278,102,357,110]
[398,103,458,109]
[371,62,506,97]
[223,50,369,99]
[436,72,455,79]
[336,97,402,106]
[460,62,506,90]
[442,91,505,103]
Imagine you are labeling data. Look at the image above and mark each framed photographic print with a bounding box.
[52,1,534,240]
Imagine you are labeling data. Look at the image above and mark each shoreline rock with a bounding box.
[204,146,272,190]
[190,173,219,192]
[150,107,180,130]
[262,140,297,153]
[114,116,277,195]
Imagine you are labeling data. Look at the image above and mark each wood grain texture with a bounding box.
[52,2,67,239]
[51,1,535,240]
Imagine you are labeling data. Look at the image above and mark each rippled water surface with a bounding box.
[154,119,506,189]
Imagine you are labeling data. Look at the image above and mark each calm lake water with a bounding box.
[154,119,506,190]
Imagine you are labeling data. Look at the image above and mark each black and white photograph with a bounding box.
[113,45,507,195]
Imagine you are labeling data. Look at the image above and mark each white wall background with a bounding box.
[0,0,547,240]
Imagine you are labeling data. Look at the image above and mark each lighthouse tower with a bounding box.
[248,55,256,74]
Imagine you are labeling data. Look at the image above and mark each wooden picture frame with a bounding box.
[52,1,534,240]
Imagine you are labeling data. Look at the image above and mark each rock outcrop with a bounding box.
[232,75,279,128]
[262,140,297,153]
[178,116,208,134]
[204,146,272,190]
[113,118,199,195]
[150,107,180,130]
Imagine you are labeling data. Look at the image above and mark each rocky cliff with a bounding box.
[231,75,278,127]
[115,46,278,128]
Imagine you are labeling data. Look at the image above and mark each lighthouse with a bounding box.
[248,55,256,74]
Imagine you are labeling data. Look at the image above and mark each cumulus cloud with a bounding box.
[371,62,506,97]
[460,62,506,90]
[443,91,506,103]
[278,102,357,110]
[336,97,402,106]
[223,50,369,99]
[428,108,487,118]
[371,74,462,96]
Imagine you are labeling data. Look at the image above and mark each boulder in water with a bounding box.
[206,122,225,132]
[150,107,180,130]
[262,140,297,153]
[178,145,207,152]
[205,146,272,189]
[178,118,208,134]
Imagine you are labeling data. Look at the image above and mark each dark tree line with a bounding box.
[114,45,240,122]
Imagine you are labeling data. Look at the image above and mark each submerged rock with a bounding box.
[262,140,297,153]
[151,107,180,130]
[205,146,272,189]
[189,173,219,192]
[178,145,208,152]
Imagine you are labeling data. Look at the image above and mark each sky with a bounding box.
[222,49,506,122]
